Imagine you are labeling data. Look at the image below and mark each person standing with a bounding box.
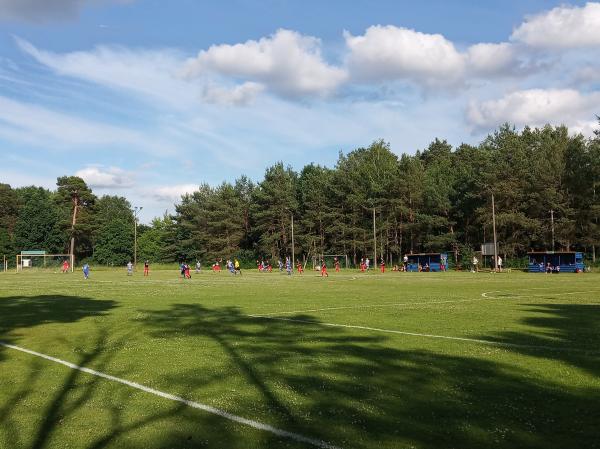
[82,263,90,280]
[321,259,329,277]
[334,257,340,272]
[365,258,370,270]
[472,256,479,273]
[403,254,408,272]
[497,256,503,272]
[380,257,385,273]
[61,259,69,273]
[195,260,202,274]
[144,260,150,276]
[285,256,292,276]
[234,258,241,275]
[127,261,133,276]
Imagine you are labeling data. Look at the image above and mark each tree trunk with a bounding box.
[69,196,79,261]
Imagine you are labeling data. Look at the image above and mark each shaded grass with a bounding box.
[0,270,599,449]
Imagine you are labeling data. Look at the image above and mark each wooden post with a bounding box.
[492,193,498,272]
[291,212,295,272]
[550,209,555,252]
[373,207,377,269]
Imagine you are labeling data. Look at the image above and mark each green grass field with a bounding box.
[1,269,599,449]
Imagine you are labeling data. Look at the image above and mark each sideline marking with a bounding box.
[0,342,341,449]
[247,315,598,355]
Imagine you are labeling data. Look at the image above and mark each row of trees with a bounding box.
[1,122,599,267]
[0,177,135,266]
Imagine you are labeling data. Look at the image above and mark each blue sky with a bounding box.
[1,0,599,222]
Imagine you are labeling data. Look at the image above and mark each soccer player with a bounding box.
[127,261,133,276]
[365,258,370,270]
[195,260,202,274]
[278,259,283,272]
[234,258,241,275]
[380,257,385,273]
[82,263,90,279]
[360,258,365,272]
[403,254,408,272]
[334,257,340,272]
[321,259,329,277]
[62,259,69,273]
[144,260,149,276]
[185,263,191,279]
[296,260,303,274]
[285,256,292,276]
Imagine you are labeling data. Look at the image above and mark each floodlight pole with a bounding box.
[291,212,295,272]
[133,206,143,269]
[550,209,555,252]
[492,193,498,272]
[373,207,377,269]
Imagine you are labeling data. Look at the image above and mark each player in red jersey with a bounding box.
[321,259,329,277]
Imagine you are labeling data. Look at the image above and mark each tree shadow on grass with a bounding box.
[2,298,598,449]
[0,295,118,448]
[0,294,117,339]
[136,304,600,449]
[478,303,600,377]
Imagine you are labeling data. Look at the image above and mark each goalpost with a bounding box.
[16,251,74,273]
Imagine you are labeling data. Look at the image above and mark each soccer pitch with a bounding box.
[1,270,598,449]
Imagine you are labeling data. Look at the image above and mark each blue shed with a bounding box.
[406,253,449,272]
[528,252,584,273]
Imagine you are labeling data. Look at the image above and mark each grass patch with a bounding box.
[1,269,599,449]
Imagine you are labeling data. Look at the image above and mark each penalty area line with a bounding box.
[0,341,342,449]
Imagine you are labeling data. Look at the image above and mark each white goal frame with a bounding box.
[16,253,74,273]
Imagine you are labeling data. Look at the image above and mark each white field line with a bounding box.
[0,342,341,449]
[481,289,600,299]
[257,298,488,316]
[246,315,599,355]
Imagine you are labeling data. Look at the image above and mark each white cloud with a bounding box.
[183,29,347,97]
[201,82,264,106]
[16,37,192,109]
[75,166,135,188]
[0,95,175,155]
[466,42,517,75]
[511,2,600,49]
[344,26,524,86]
[152,184,199,202]
[466,88,600,135]
[344,25,466,85]
[0,0,133,23]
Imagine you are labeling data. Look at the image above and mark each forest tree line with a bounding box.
[1,122,599,267]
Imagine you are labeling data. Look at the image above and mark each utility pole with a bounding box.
[373,207,377,269]
[492,193,498,272]
[550,209,555,252]
[133,206,143,269]
[291,212,295,272]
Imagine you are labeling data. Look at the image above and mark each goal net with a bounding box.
[16,251,74,273]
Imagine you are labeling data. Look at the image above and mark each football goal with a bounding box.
[16,251,74,273]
